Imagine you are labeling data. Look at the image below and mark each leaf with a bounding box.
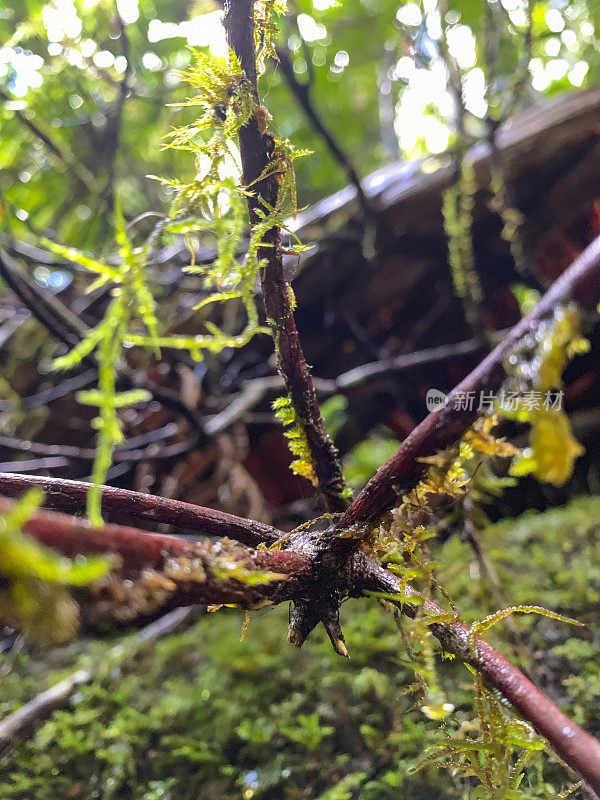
[511,409,584,486]
[0,492,110,644]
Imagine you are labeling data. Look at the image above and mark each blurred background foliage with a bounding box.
[1,0,599,251]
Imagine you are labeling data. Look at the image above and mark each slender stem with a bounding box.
[275,45,372,220]
[222,0,349,512]
[462,497,528,660]
[0,473,280,548]
[335,231,600,530]
[0,607,196,756]
[0,89,101,196]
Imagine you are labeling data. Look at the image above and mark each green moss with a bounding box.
[0,492,109,645]
[441,495,600,740]
[272,394,318,486]
[442,161,483,329]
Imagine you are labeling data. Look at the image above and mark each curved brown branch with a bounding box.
[361,561,600,793]
[0,498,309,608]
[0,473,279,548]
[0,430,193,465]
[335,231,600,530]
[0,606,197,756]
[223,0,348,512]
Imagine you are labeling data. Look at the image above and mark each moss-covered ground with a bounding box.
[1,496,599,799]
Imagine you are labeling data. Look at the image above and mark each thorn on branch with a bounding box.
[287,600,320,648]
[322,608,349,658]
[287,598,349,657]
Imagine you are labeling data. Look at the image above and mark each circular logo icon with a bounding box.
[426,388,449,412]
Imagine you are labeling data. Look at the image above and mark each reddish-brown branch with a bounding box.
[223,0,348,512]
[362,561,600,792]
[0,473,279,548]
[336,231,600,530]
[0,497,310,607]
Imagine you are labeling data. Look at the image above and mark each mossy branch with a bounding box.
[0,497,310,614]
[223,0,349,513]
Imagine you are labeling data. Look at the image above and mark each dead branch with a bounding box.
[0,474,280,548]
[276,45,372,220]
[0,606,198,756]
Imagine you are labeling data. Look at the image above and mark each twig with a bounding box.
[0,473,280,547]
[0,457,70,472]
[0,89,100,197]
[0,427,193,465]
[275,45,373,221]
[335,334,493,392]
[101,4,132,211]
[203,335,492,434]
[223,0,349,513]
[334,231,600,530]
[0,370,97,412]
[0,606,199,756]
[0,669,91,756]
[0,498,310,605]
[0,248,87,348]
